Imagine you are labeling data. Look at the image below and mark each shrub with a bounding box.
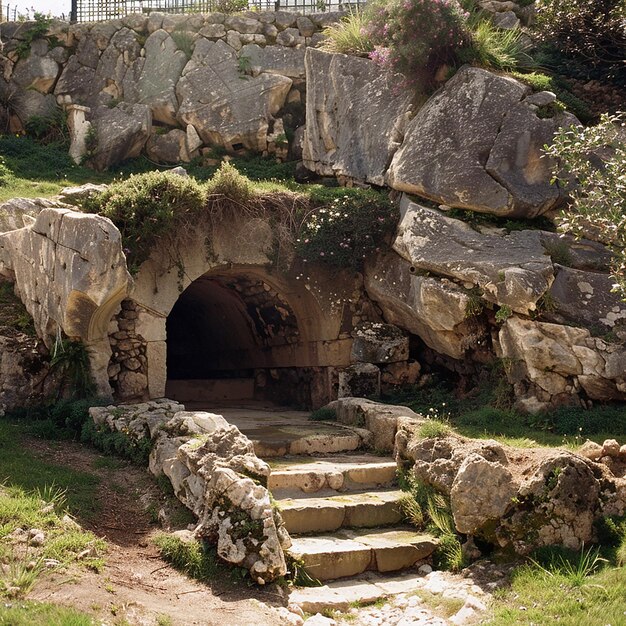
[534,0,626,83]
[364,0,469,87]
[24,108,68,146]
[320,9,374,56]
[544,112,626,299]
[50,338,95,399]
[296,187,397,270]
[84,170,207,273]
[205,162,254,205]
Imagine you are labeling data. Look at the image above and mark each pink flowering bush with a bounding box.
[364,0,469,86]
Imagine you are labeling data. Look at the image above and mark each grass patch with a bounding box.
[80,420,153,467]
[0,421,100,520]
[0,601,94,625]
[488,552,626,625]
[320,9,373,56]
[153,533,221,582]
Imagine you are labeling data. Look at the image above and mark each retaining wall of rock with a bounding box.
[88,399,290,583]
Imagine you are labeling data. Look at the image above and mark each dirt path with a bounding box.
[26,438,290,626]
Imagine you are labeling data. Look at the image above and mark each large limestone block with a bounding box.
[239,43,305,78]
[146,128,189,164]
[0,207,131,343]
[546,265,626,331]
[11,46,59,94]
[0,197,64,234]
[303,48,411,186]
[89,102,151,171]
[498,317,626,402]
[485,103,578,216]
[54,55,97,104]
[176,38,292,152]
[394,197,554,314]
[388,66,575,218]
[92,27,142,104]
[132,29,188,125]
[365,251,484,359]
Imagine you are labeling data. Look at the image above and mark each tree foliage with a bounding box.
[545,112,626,298]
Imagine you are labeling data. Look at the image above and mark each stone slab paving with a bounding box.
[291,564,509,625]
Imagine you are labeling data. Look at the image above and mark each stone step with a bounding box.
[287,527,437,582]
[268,454,397,496]
[277,489,404,534]
[289,570,436,614]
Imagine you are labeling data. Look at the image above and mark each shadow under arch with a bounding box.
[163,265,350,408]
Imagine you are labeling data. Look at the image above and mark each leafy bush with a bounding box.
[84,170,207,273]
[296,187,397,270]
[364,0,469,86]
[534,0,626,83]
[14,13,53,59]
[545,112,626,299]
[24,108,68,146]
[320,9,374,56]
[50,339,95,399]
[205,162,254,205]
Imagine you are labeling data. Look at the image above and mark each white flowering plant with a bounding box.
[295,188,398,270]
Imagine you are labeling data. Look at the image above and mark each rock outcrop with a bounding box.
[498,317,626,410]
[302,48,412,186]
[396,420,626,554]
[387,67,578,218]
[393,197,554,314]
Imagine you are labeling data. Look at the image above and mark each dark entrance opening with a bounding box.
[165,272,303,406]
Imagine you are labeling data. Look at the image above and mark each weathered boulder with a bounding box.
[365,251,487,359]
[337,364,381,402]
[544,265,626,333]
[302,48,411,186]
[240,43,305,78]
[351,322,409,365]
[10,39,59,94]
[450,453,517,534]
[0,197,64,234]
[498,317,626,408]
[387,66,576,218]
[131,29,188,125]
[146,129,189,164]
[394,197,554,314]
[176,38,292,152]
[89,102,151,171]
[397,425,626,552]
[0,327,57,412]
[330,397,423,452]
[92,27,142,105]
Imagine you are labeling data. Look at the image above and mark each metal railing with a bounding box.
[73,0,363,23]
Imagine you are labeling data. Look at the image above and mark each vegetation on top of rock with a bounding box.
[296,187,397,270]
[363,0,469,86]
[319,9,374,56]
[545,112,626,299]
[83,170,208,273]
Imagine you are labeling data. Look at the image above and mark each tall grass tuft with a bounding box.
[320,10,373,56]
[460,16,534,71]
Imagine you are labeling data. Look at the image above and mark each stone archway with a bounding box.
[165,270,310,405]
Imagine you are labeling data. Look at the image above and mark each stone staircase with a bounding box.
[267,453,438,584]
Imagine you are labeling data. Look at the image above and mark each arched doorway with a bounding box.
[164,270,326,408]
